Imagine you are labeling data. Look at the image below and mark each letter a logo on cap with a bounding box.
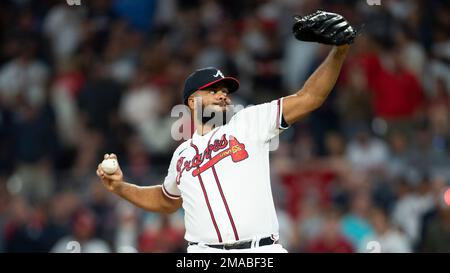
[213,70,224,78]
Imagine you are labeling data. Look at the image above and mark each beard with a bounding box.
[196,105,231,126]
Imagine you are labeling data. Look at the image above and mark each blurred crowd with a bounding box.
[0,0,449,253]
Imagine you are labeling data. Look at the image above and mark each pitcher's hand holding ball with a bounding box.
[96,153,124,192]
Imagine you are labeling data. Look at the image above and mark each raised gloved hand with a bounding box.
[293,10,357,45]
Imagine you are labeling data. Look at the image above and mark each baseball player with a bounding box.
[96,11,356,253]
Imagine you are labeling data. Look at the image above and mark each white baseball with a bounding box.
[101,158,119,174]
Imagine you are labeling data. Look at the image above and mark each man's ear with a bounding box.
[188,96,195,111]
[188,92,203,111]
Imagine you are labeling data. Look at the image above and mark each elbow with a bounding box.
[162,206,179,214]
[160,198,182,214]
[309,96,326,111]
[300,89,327,111]
[312,100,324,110]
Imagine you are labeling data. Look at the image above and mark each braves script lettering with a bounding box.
[176,135,248,184]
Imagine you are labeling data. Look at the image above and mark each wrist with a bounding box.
[335,44,350,53]
[112,180,126,195]
[330,44,350,59]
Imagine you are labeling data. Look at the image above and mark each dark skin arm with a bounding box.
[282,45,350,125]
[96,154,182,214]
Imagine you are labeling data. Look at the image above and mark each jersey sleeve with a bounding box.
[229,98,290,143]
[161,150,182,200]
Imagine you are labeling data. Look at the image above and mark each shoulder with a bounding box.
[229,101,276,122]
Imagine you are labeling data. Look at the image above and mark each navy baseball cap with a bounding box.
[183,67,240,105]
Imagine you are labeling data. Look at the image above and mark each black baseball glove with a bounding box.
[292,10,356,45]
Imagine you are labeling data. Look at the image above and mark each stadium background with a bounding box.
[0,0,449,253]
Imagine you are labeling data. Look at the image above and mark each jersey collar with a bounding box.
[192,126,221,142]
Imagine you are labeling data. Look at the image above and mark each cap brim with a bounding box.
[196,77,240,94]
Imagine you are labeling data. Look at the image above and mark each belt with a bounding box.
[189,236,278,250]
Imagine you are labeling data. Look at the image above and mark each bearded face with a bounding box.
[188,84,232,126]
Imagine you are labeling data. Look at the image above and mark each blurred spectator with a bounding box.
[115,201,138,253]
[139,213,185,253]
[103,21,140,84]
[137,89,179,160]
[87,180,116,243]
[0,40,49,108]
[420,201,450,252]
[425,79,450,181]
[426,23,450,94]
[86,0,118,55]
[391,176,434,246]
[370,47,424,123]
[418,176,450,252]
[3,197,34,252]
[360,207,412,253]
[337,61,372,139]
[305,208,353,253]
[43,4,84,63]
[50,59,85,148]
[341,190,375,250]
[386,130,410,181]
[77,61,123,134]
[119,69,160,128]
[408,126,446,179]
[322,132,353,185]
[51,208,111,253]
[39,192,79,252]
[345,128,389,175]
[395,26,426,81]
[292,198,324,251]
[9,99,58,203]
[121,135,153,186]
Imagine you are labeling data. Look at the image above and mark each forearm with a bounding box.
[298,45,349,103]
[115,182,181,214]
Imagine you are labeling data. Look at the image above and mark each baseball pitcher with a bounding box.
[96,11,356,253]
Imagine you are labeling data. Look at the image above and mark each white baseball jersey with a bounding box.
[162,99,289,244]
